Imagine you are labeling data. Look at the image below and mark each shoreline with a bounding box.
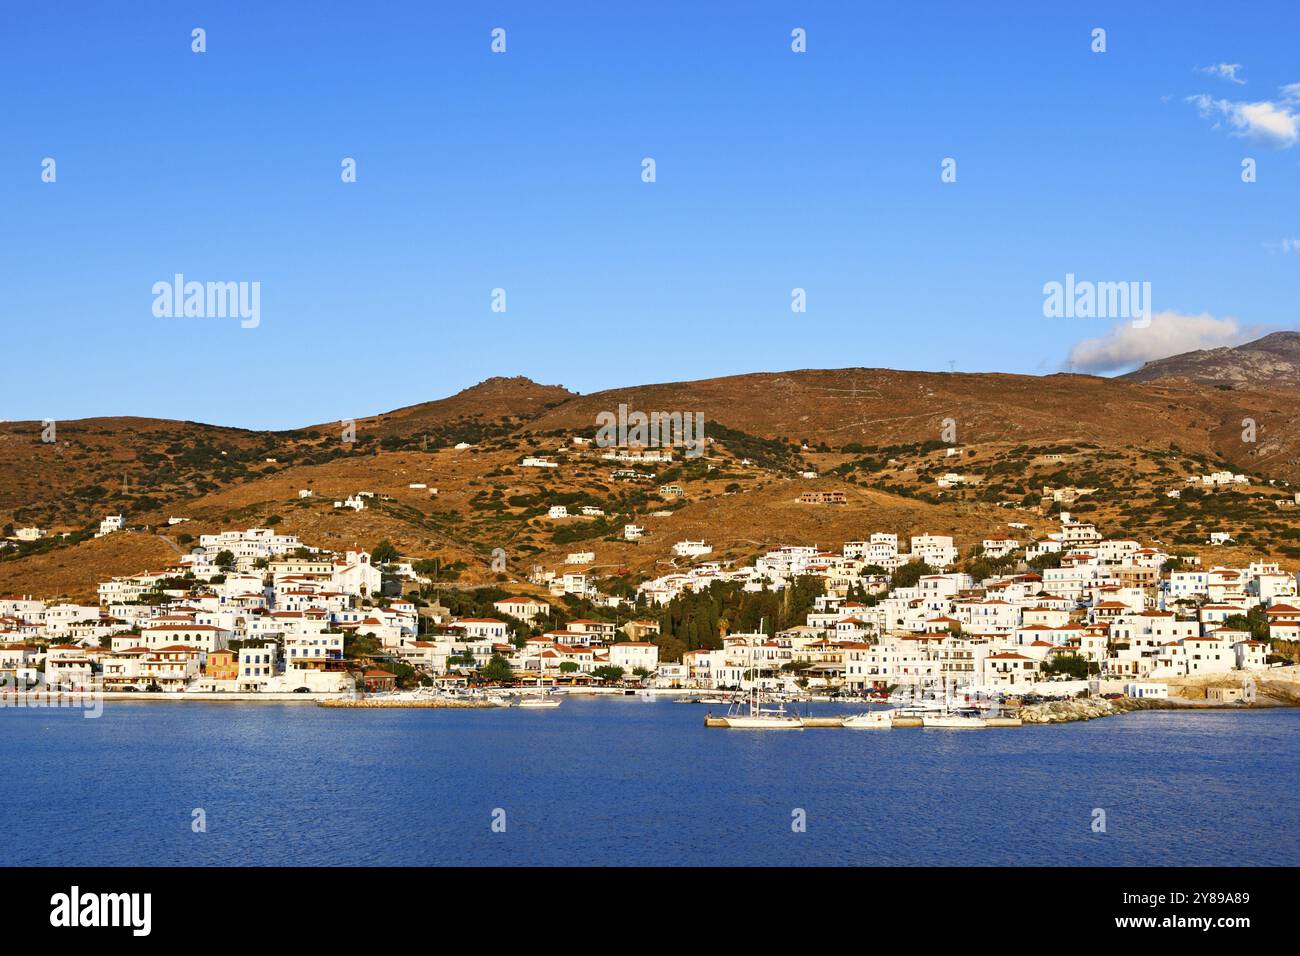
[1,691,334,704]
[4,690,1298,720]
[318,697,496,709]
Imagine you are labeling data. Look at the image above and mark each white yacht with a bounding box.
[921,680,987,728]
[724,703,803,729]
[517,695,561,709]
[842,709,895,729]
[723,624,803,729]
[516,675,562,708]
[921,710,987,728]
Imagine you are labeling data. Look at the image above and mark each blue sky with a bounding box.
[2,2,1298,429]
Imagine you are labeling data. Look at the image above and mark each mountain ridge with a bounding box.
[5,347,1300,600]
[1120,330,1300,388]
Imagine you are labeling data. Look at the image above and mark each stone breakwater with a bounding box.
[1020,696,1174,724]
[318,698,497,709]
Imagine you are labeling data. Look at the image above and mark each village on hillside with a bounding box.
[2,500,1296,703]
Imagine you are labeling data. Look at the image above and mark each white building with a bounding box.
[608,642,660,674]
[673,540,713,558]
[493,596,551,622]
[981,538,1019,559]
[239,643,279,690]
[96,515,124,537]
[910,534,958,569]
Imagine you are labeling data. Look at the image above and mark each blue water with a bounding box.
[2,700,1296,866]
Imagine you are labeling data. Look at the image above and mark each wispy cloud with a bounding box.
[1187,81,1300,146]
[1066,311,1269,374]
[1198,63,1246,85]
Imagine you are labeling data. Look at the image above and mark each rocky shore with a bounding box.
[1020,696,1176,724]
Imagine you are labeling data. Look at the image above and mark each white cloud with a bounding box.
[1198,63,1246,85]
[1187,84,1300,146]
[1065,311,1268,374]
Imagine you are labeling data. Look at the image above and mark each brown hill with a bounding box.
[523,367,1300,478]
[310,375,576,439]
[5,366,1300,600]
[0,532,182,604]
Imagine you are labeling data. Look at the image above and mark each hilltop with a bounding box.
[4,359,1300,600]
[1120,330,1300,389]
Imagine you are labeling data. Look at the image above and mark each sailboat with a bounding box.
[921,677,986,728]
[517,696,561,708]
[723,624,802,729]
[842,707,894,729]
[516,672,562,708]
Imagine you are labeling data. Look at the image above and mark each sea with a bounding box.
[2,698,1295,866]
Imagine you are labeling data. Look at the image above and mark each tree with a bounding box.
[387,661,419,689]
[559,661,579,674]
[1042,653,1091,680]
[890,560,934,589]
[1223,609,1270,643]
[480,653,513,684]
[215,549,236,571]
[371,539,399,565]
[592,665,625,683]
[1028,551,1062,571]
[344,631,381,660]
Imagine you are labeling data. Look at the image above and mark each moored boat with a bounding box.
[922,707,987,729]
[919,679,988,728]
[516,673,563,708]
[516,695,562,709]
[921,714,986,728]
[842,709,895,729]
[723,705,803,729]
[722,622,804,729]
